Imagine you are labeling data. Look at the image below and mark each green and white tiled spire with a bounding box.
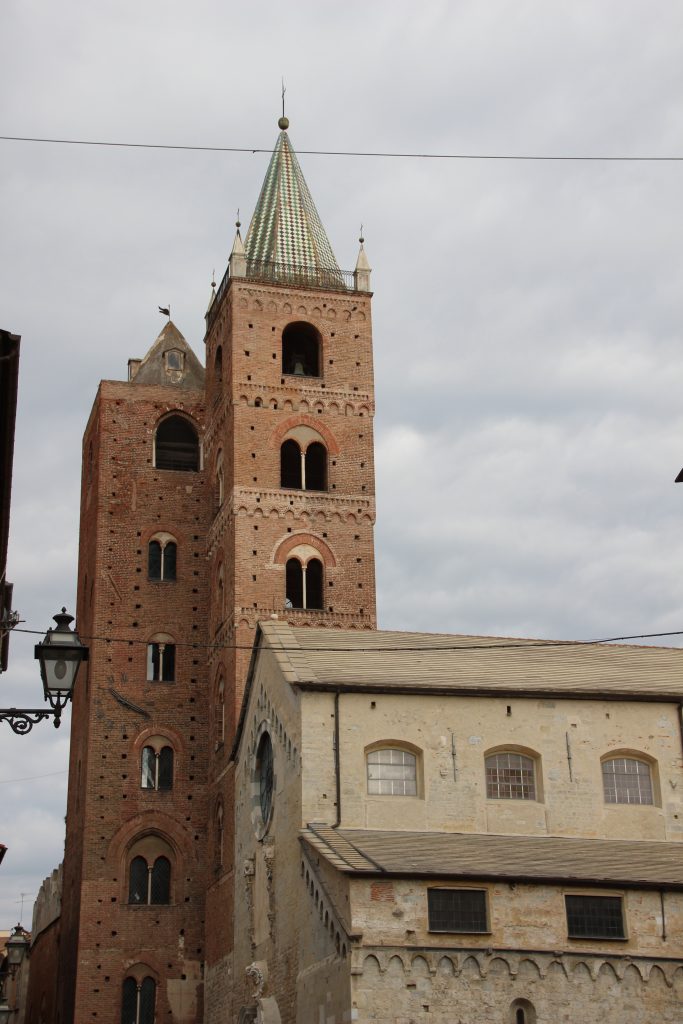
[244,117,340,273]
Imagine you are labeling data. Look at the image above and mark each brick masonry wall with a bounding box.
[202,275,378,1015]
[58,376,211,1024]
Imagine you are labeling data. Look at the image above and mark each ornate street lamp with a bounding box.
[4,925,29,975]
[0,608,88,734]
[0,924,29,1024]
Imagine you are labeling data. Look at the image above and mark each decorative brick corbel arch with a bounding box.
[269,414,340,456]
[272,532,337,568]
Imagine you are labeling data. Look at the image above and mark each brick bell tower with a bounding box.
[202,116,377,1005]
[55,115,377,1024]
[58,323,212,1024]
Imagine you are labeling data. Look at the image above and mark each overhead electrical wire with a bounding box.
[1,135,682,163]
[10,624,683,653]
[0,769,67,785]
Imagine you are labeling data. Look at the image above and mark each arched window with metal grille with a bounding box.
[602,755,654,805]
[485,751,537,801]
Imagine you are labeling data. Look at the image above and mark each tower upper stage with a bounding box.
[208,123,371,331]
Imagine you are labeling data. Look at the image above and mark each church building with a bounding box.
[25,117,683,1024]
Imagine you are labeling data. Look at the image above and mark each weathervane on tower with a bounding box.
[279,78,289,131]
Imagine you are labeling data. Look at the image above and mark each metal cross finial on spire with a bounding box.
[278,79,289,131]
[236,208,241,230]
[211,268,216,289]
[359,224,364,244]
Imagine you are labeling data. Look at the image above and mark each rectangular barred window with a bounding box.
[428,888,489,933]
[565,895,625,939]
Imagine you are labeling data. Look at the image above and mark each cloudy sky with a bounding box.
[1,0,683,930]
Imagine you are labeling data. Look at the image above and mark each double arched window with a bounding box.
[282,322,321,377]
[148,534,177,581]
[485,751,537,800]
[147,633,175,682]
[154,415,200,471]
[602,755,654,805]
[286,557,323,610]
[141,744,173,791]
[128,851,171,905]
[121,976,155,1024]
[280,440,327,491]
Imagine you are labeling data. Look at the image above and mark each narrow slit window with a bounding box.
[150,856,171,905]
[280,440,302,489]
[305,442,327,491]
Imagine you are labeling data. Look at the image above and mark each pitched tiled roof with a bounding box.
[302,827,683,888]
[259,621,683,699]
[244,130,340,273]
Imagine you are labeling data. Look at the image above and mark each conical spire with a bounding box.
[244,120,340,273]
